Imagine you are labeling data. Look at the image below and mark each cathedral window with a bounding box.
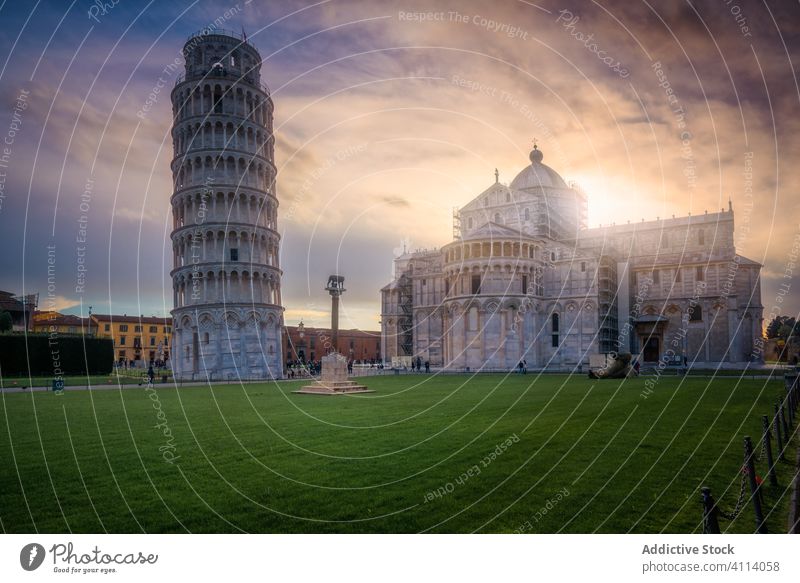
[522,275,528,294]
[581,262,586,273]
[675,269,682,283]
[551,313,560,347]
[524,208,530,221]
[552,313,559,332]
[652,270,659,284]
[468,217,473,229]
[506,192,510,202]
[696,266,704,281]
[494,213,501,223]
[698,230,704,245]
[689,304,702,322]
[203,332,210,344]
[230,248,239,261]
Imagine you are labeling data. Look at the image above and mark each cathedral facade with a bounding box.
[380,146,763,370]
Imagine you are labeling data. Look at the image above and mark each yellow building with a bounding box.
[91,315,172,366]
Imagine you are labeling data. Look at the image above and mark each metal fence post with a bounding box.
[762,415,778,488]
[744,436,767,534]
[779,401,790,445]
[775,403,785,460]
[701,486,721,534]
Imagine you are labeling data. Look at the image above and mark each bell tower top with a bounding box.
[182,30,262,85]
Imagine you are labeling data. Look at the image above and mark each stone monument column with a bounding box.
[294,275,373,395]
[325,275,346,353]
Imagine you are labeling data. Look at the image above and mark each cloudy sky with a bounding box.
[0,0,797,331]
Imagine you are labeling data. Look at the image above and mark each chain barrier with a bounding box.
[717,467,748,521]
[757,434,767,463]
[705,381,799,531]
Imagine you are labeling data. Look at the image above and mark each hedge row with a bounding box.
[0,334,113,376]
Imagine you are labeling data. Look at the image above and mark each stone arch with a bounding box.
[223,311,240,329]
[544,301,563,314]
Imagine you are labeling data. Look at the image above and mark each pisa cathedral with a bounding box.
[381,145,763,370]
[170,32,283,380]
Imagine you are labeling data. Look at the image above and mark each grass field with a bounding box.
[0,373,796,534]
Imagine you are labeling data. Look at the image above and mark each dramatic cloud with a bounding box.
[0,0,797,330]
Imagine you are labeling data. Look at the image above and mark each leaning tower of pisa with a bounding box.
[169,31,283,380]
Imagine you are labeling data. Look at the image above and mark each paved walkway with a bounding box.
[2,365,792,394]
[0,378,295,394]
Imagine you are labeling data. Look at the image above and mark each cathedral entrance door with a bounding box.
[642,337,660,362]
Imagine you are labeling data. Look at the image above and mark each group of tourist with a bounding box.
[285,360,318,378]
[409,356,431,373]
[285,358,387,379]
[115,357,169,370]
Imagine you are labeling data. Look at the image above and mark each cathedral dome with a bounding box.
[510,145,568,190]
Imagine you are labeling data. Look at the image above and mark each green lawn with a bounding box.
[0,374,795,533]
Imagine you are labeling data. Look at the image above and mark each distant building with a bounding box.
[381,145,763,370]
[90,314,172,365]
[32,312,94,336]
[31,311,172,366]
[283,325,381,363]
[0,290,36,331]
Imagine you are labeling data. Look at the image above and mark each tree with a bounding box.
[767,316,796,340]
[0,310,11,333]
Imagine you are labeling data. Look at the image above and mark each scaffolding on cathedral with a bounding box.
[397,273,413,356]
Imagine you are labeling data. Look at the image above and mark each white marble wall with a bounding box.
[171,33,283,380]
